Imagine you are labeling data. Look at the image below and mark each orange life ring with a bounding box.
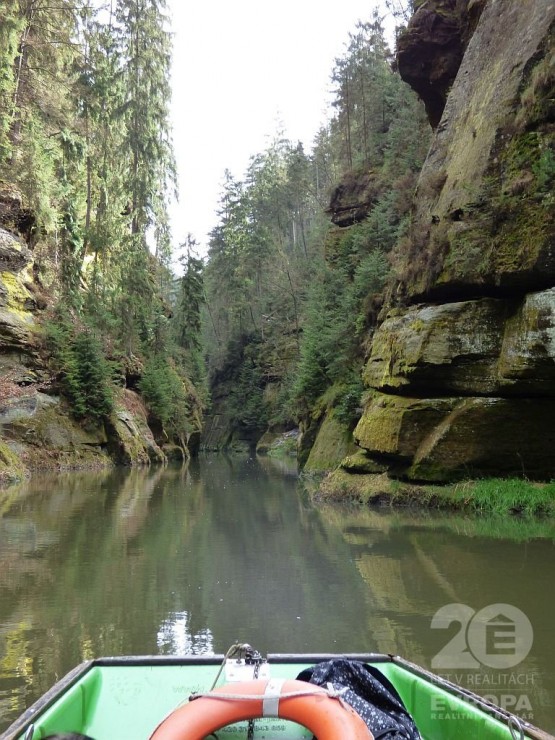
[149,678,374,740]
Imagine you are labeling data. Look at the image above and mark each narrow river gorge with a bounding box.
[0,456,554,734]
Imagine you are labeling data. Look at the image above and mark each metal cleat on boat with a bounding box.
[224,642,271,682]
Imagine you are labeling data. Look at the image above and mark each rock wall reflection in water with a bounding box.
[318,503,555,731]
[0,458,554,733]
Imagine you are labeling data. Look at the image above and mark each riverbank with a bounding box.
[4,432,555,522]
[311,468,555,518]
[0,384,197,489]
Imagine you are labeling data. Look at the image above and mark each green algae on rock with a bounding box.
[304,408,357,472]
[397,0,555,299]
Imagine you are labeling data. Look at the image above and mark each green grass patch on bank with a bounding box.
[450,478,555,517]
[315,468,555,519]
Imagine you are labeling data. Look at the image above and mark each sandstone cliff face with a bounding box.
[0,186,173,484]
[0,227,39,361]
[353,0,555,482]
[398,0,555,299]
[396,0,486,129]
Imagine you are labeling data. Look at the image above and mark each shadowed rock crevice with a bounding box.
[327,170,381,227]
[396,0,486,129]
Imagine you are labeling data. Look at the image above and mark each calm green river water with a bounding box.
[0,456,554,735]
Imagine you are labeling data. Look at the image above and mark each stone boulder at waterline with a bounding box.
[354,393,555,481]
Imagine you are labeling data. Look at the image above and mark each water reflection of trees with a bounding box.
[1,464,554,733]
[0,458,370,729]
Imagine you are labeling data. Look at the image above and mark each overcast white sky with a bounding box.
[166,0,394,258]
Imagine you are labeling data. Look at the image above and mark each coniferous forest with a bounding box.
[0,0,430,462]
[200,11,430,456]
[1,0,203,450]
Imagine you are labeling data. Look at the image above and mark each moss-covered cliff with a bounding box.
[397,0,555,299]
[0,186,202,485]
[321,0,555,494]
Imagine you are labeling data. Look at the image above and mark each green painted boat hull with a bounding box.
[3,654,552,740]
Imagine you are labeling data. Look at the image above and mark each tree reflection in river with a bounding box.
[0,457,553,733]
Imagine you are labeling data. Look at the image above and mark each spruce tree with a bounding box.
[77,5,128,298]
[116,0,175,252]
[0,2,24,162]
[176,236,205,353]
[0,0,82,229]
[110,0,176,353]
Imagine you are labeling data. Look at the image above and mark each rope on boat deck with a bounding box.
[246,655,261,740]
[190,683,350,703]
[207,641,267,740]
[508,715,525,740]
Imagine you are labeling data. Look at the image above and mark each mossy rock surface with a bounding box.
[498,287,555,393]
[256,430,279,455]
[354,393,459,459]
[2,401,112,472]
[399,0,555,299]
[0,228,32,274]
[0,439,25,484]
[365,288,555,397]
[365,298,507,395]
[410,397,555,481]
[0,392,56,424]
[317,468,397,503]
[340,450,388,474]
[256,429,298,457]
[355,390,555,482]
[0,231,40,356]
[304,409,357,472]
[107,391,165,465]
[0,387,171,481]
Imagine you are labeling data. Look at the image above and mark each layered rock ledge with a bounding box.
[344,0,555,485]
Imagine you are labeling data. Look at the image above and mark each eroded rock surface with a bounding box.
[107,390,166,465]
[304,409,357,472]
[327,170,381,227]
[397,0,471,128]
[0,183,35,240]
[398,0,555,300]
[350,0,555,483]
[365,289,555,398]
[355,393,555,481]
[0,228,39,356]
[0,193,182,483]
